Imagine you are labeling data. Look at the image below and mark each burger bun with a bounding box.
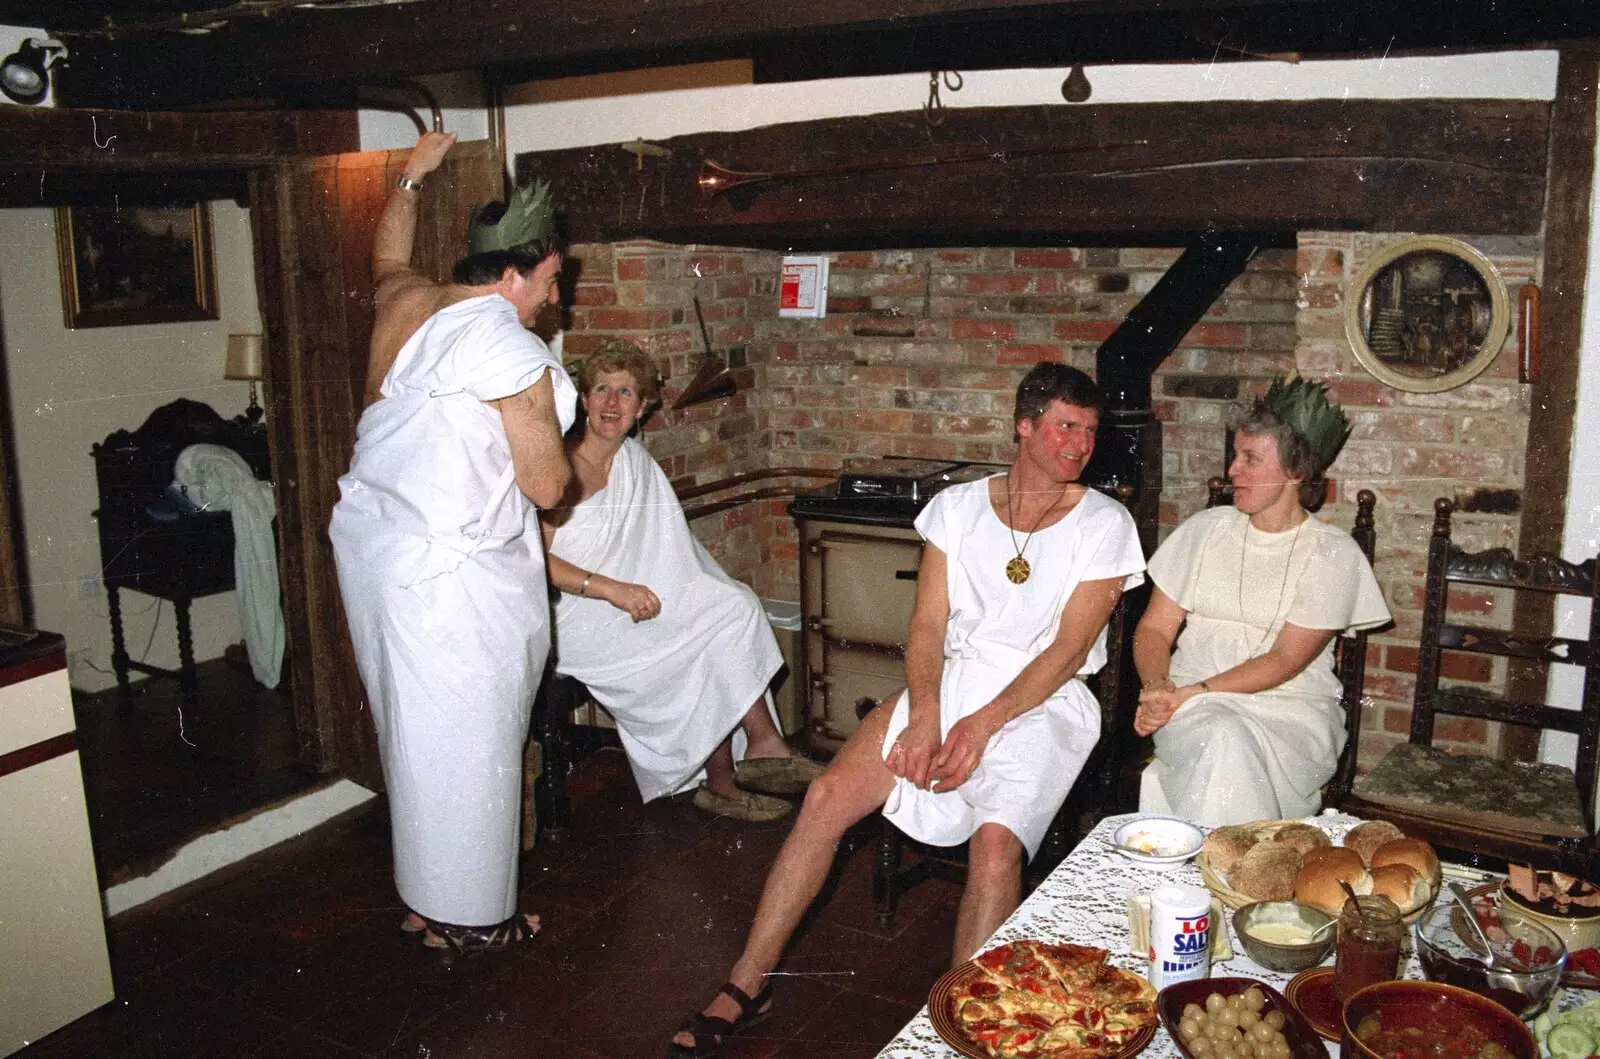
[1301,846,1366,879]
[1229,841,1302,902]
[1369,863,1430,912]
[1295,858,1373,917]
[1370,837,1441,888]
[1344,820,1406,865]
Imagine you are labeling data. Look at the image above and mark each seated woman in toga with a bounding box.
[1133,376,1390,826]
[539,342,824,822]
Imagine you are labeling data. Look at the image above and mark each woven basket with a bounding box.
[1197,820,1439,923]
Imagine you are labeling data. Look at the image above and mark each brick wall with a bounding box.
[565,233,1538,767]
[1296,233,1535,769]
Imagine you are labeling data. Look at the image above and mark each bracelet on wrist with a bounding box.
[578,572,592,597]
[1198,680,1213,694]
[395,174,422,193]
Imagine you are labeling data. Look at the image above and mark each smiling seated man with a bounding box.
[669,362,1146,1058]
[1132,376,1389,827]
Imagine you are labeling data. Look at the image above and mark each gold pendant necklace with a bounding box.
[1004,477,1064,585]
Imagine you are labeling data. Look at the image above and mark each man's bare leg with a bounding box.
[672,698,900,1051]
[951,823,1024,965]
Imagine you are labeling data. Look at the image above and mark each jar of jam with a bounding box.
[1335,894,1403,1001]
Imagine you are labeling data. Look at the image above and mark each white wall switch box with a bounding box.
[779,255,829,318]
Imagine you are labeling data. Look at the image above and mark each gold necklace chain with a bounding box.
[1004,476,1065,585]
[1239,516,1307,656]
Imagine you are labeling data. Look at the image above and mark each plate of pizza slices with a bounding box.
[930,940,1159,1059]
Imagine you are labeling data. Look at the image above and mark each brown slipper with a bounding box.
[692,784,792,822]
[734,756,828,796]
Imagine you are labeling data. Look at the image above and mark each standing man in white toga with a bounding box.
[329,131,577,959]
[670,363,1146,1058]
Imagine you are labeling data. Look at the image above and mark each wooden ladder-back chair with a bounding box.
[1341,498,1600,873]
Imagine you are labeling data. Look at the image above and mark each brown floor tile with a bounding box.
[846,896,964,1006]
[19,743,968,1059]
[772,986,922,1057]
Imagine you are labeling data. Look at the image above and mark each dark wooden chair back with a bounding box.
[1413,500,1600,818]
[1205,477,1378,803]
[1342,499,1599,872]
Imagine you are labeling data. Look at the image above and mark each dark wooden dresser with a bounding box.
[90,398,271,705]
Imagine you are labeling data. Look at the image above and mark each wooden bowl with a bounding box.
[1340,980,1538,1059]
[1158,976,1325,1059]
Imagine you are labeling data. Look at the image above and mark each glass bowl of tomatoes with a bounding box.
[1414,897,1566,1018]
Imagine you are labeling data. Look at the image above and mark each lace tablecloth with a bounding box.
[875,811,1503,1059]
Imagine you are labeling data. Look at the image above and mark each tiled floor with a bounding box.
[23,748,965,1059]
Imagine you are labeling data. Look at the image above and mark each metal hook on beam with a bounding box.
[357,79,444,135]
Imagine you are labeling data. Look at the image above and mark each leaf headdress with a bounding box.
[466,179,556,256]
[1262,374,1351,473]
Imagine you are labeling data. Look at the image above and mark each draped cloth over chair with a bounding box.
[175,443,284,688]
[1341,498,1600,873]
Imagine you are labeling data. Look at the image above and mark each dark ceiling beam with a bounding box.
[516,100,1548,250]
[0,105,356,206]
[39,0,1600,112]
[0,105,358,169]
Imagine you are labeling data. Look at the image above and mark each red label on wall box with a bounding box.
[779,256,828,317]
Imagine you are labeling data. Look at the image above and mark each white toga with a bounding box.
[880,476,1146,859]
[330,295,577,927]
[1139,506,1390,827]
[546,437,783,801]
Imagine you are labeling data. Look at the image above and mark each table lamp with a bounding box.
[225,333,265,424]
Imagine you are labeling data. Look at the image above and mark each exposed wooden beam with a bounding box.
[516,101,1548,249]
[1503,41,1598,761]
[0,106,357,170]
[43,0,1600,112]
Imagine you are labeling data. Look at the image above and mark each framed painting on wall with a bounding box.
[1343,235,1511,394]
[55,202,218,329]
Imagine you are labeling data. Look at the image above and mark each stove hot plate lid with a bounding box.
[835,458,962,501]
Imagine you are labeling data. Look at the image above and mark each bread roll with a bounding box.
[1204,824,1265,875]
[1301,846,1365,879]
[1295,857,1373,917]
[1369,863,1430,912]
[1272,823,1333,856]
[1371,838,1440,886]
[1344,820,1406,865]
[1229,842,1303,902]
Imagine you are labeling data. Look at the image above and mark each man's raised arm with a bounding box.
[372,130,457,303]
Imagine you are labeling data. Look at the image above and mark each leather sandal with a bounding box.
[734,756,828,795]
[670,979,774,1058]
[422,913,540,964]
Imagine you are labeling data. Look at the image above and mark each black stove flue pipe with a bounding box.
[1082,232,1270,544]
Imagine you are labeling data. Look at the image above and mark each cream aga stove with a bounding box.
[789,458,1008,753]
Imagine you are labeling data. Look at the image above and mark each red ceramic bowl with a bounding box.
[1158,976,1326,1059]
[1339,980,1538,1059]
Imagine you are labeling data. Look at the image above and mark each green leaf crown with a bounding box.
[466,179,556,256]
[1262,374,1351,472]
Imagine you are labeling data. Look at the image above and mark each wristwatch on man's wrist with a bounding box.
[396,174,422,193]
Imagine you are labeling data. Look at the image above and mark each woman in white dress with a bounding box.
[540,342,824,821]
[1133,376,1390,826]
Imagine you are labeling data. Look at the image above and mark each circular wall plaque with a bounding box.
[1343,236,1512,393]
